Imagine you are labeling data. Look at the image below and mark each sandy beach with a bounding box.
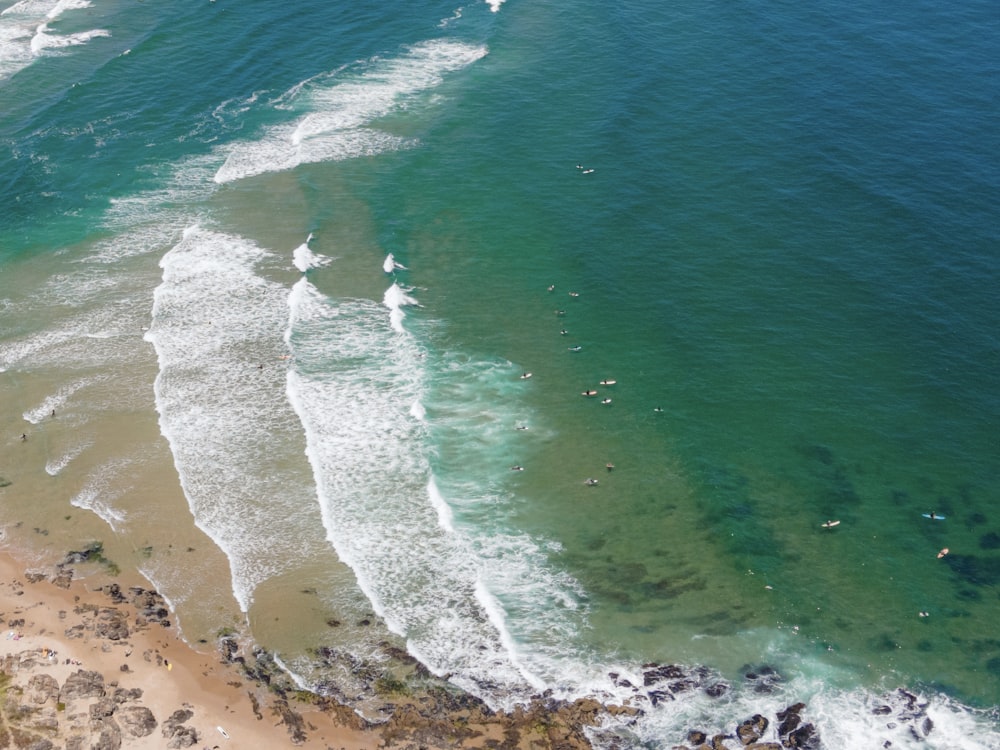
[0,548,615,750]
[0,550,385,750]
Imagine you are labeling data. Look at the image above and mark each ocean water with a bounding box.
[2,0,999,746]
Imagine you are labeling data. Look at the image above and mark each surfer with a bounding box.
[520,372,533,379]
[585,478,599,486]
[937,548,949,558]
[547,285,555,292]
[568,345,582,352]
[511,465,524,471]
[606,463,615,471]
[582,390,598,396]
[928,511,939,520]
[20,433,27,441]
[560,329,568,335]
[601,398,612,404]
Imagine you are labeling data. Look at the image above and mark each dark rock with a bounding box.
[649,689,673,706]
[704,681,729,698]
[219,636,239,663]
[743,665,783,694]
[118,705,157,737]
[60,669,105,701]
[786,722,820,749]
[90,697,118,719]
[711,734,733,750]
[736,714,768,745]
[101,583,128,604]
[26,673,60,704]
[91,718,122,750]
[165,726,199,748]
[921,716,934,736]
[162,708,198,748]
[272,698,308,744]
[643,663,687,686]
[745,744,781,750]
[776,702,805,736]
[687,730,707,744]
[95,608,129,640]
[873,705,892,715]
[51,567,74,589]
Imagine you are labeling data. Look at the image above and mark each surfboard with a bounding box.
[821,520,840,528]
[922,513,946,520]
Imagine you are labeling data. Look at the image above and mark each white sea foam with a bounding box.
[213,40,487,183]
[484,0,505,12]
[146,227,323,611]
[382,282,419,333]
[29,22,108,54]
[598,670,1000,750]
[284,278,545,704]
[382,252,408,273]
[438,7,463,28]
[70,458,133,531]
[22,376,99,423]
[426,476,454,533]
[291,235,331,272]
[45,440,90,476]
[44,0,89,19]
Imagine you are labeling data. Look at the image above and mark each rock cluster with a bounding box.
[673,701,819,750]
[0,655,178,750]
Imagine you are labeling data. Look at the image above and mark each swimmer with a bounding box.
[560,329,568,335]
[515,425,529,430]
[653,407,664,413]
[584,478,599,486]
[568,345,582,352]
[510,466,524,471]
[601,398,612,404]
[555,309,566,316]
[937,548,949,558]
[548,285,555,292]
[606,463,615,471]
[919,611,929,618]
[569,291,579,297]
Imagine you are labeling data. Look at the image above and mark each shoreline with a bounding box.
[0,547,622,749]
[0,545,967,749]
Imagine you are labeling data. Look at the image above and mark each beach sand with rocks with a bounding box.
[0,549,620,750]
[0,550,389,750]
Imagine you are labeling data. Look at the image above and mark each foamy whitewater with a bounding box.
[2,0,998,747]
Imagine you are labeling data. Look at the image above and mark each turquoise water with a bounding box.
[2,0,999,746]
